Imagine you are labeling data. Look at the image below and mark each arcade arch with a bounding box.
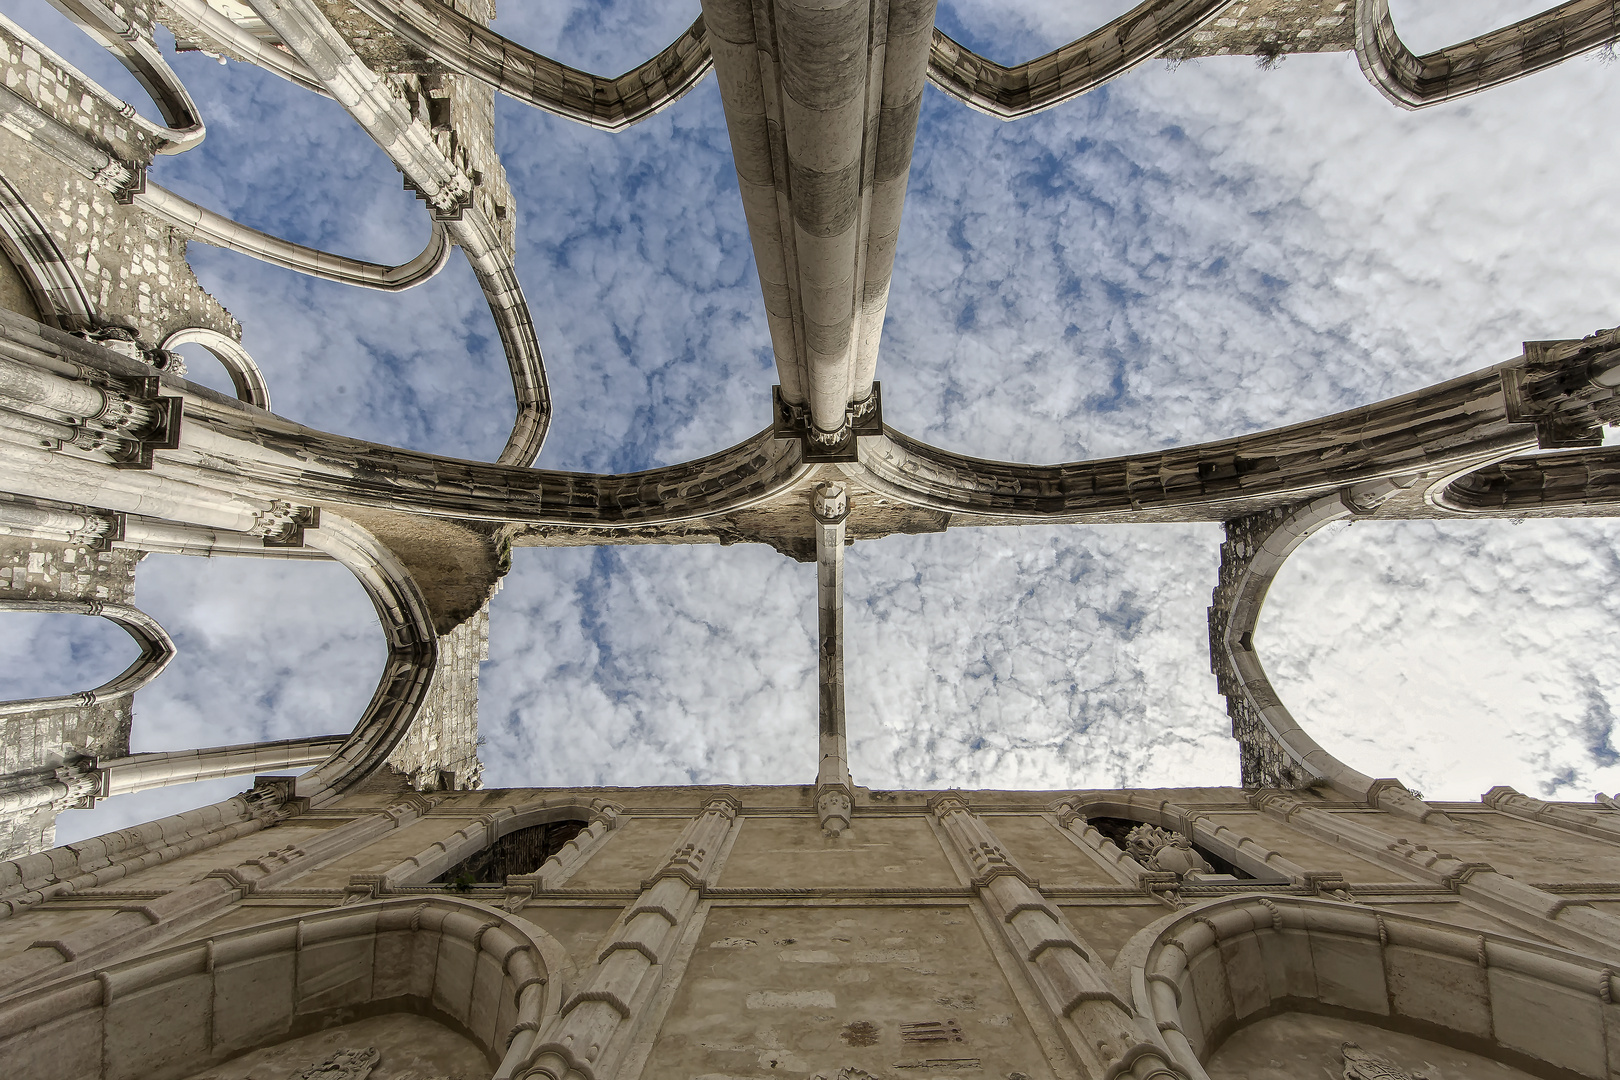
[1118,894,1620,1079]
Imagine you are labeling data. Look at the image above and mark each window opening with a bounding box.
[433,818,590,884]
[1087,816,1251,879]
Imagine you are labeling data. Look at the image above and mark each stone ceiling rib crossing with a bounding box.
[0,0,1619,854]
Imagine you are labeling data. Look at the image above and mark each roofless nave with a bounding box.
[3,2,1620,1080]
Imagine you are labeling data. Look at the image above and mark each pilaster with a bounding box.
[929,793,1187,1080]
[813,481,853,835]
[518,795,740,1080]
[1252,789,1620,961]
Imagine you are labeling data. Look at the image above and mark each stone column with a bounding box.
[702,0,937,447]
[0,497,119,546]
[0,350,181,467]
[519,796,740,1080]
[813,481,853,834]
[929,794,1187,1080]
[0,760,98,816]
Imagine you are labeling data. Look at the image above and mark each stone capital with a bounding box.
[812,481,848,524]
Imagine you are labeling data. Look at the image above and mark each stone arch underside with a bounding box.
[0,895,567,1080]
[1118,893,1620,1079]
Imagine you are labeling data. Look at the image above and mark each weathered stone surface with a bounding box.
[2,4,1620,1075]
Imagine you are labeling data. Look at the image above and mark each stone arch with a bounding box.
[0,599,173,718]
[0,172,96,331]
[0,895,570,1080]
[382,799,623,889]
[1209,493,1440,823]
[1355,0,1620,110]
[1117,894,1620,1079]
[160,326,273,411]
[1053,794,1295,883]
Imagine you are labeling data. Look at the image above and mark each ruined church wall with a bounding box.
[2,785,1620,1079]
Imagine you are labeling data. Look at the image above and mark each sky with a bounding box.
[4,0,1620,842]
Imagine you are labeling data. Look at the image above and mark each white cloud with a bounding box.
[6,0,1619,841]
[0,611,134,701]
[1264,518,1620,801]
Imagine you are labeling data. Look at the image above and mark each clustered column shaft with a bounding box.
[813,481,853,835]
[929,794,1187,1079]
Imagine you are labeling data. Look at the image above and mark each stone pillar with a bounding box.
[519,796,740,1080]
[0,496,119,547]
[0,523,142,857]
[0,351,181,468]
[929,793,1187,1079]
[702,0,937,447]
[813,482,852,834]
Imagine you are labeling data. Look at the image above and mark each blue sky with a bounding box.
[6,0,1620,841]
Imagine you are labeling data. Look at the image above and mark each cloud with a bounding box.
[1264,519,1620,800]
[6,0,1620,838]
[0,611,134,702]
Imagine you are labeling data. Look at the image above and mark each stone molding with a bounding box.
[1250,790,1620,961]
[1119,893,1620,1079]
[929,794,1187,1079]
[518,796,741,1080]
[1355,0,1620,111]
[0,598,174,719]
[0,895,565,1080]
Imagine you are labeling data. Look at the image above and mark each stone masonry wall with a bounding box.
[383,598,488,792]
[1208,507,1315,790]
[0,19,239,346]
[1170,0,1355,62]
[0,535,141,855]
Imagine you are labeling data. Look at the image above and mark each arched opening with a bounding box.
[168,340,241,399]
[0,611,140,702]
[0,897,564,1080]
[1086,815,1251,879]
[1387,0,1565,55]
[1261,519,1620,801]
[131,553,383,752]
[433,817,591,885]
[1123,896,1618,1080]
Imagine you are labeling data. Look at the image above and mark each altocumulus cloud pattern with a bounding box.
[1,0,1619,853]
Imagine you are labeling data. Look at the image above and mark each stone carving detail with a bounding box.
[296,1047,380,1080]
[1123,824,1213,879]
[1341,1043,1428,1080]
